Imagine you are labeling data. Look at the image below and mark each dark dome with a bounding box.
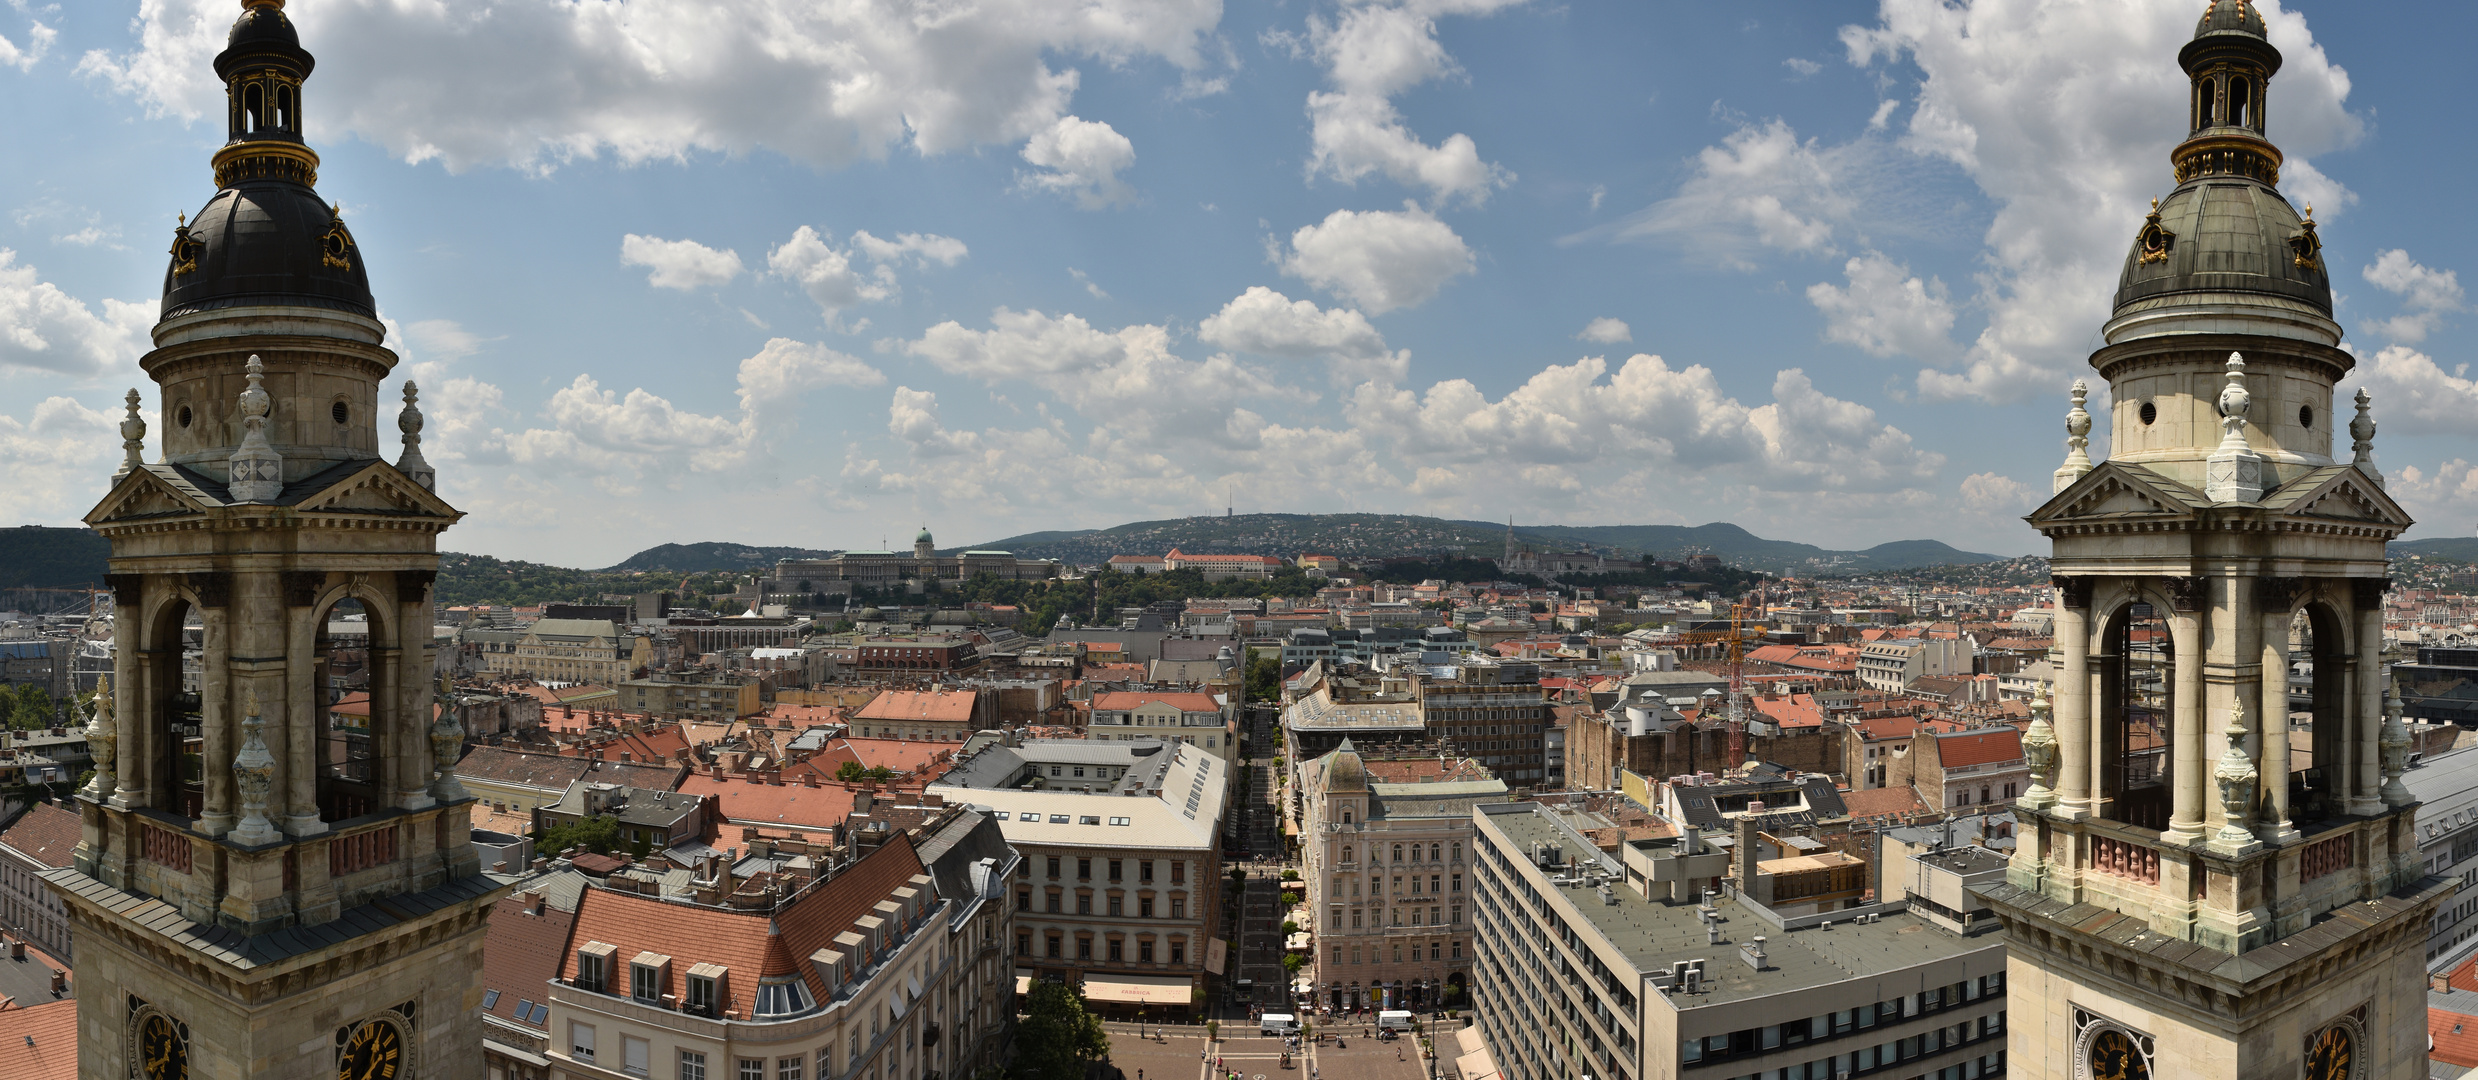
[216,4,312,80]
[163,181,375,320]
[2194,0,2268,41]
[2112,179,2329,316]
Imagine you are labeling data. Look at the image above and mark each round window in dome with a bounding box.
[332,401,349,425]
[2299,405,2314,429]
[176,405,193,429]
[2139,402,2157,426]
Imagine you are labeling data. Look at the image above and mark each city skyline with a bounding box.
[3,0,2475,567]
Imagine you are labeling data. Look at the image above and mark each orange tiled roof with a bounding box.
[855,690,979,724]
[1934,728,2023,768]
[1091,691,1222,712]
[2434,1004,2478,1068]
[678,772,912,831]
[0,802,81,870]
[559,833,927,1019]
[481,893,579,1031]
[0,998,77,1080]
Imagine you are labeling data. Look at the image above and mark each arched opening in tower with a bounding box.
[2289,604,2351,823]
[2095,601,2173,830]
[315,596,386,822]
[144,599,205,822]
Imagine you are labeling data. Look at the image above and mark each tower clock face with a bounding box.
[137,1013,188,1080]
[2306,1023,2355,1080]
[336,1019,404,1080]
[2086,1028,2149,1080]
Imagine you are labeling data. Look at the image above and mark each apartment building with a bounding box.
[1906,729,2028,813]
[2410,746,2478,961]
[619,672,765,720]
[1854,637,1974,693]
[1088,690,1235,765]
[1416,659,1551,785]
[1299,740,1503,1010]
[482,619,631,686]
[1469,802,2009,1080]
[852,689,988,741]
[928,739,1227,1009]
[0,801,77,964]
[542,831,956,1080]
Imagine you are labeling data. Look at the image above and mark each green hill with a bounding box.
[596,542,836,573]
[2391,537,2478,563]
[0,526,111,589]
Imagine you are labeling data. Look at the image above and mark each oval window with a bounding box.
[2298,405,2313,428]
[332,401,350,424]
[2139,402,2158,426]
[176,405,193,429]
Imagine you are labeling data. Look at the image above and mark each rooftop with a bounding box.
[0,802,81,870]
[1482,806,2000,1008]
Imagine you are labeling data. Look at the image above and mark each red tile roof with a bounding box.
[678,772,914,831]
[1935,729,2023,769]
[0,998,76,1080]
[1840,786,1932,820]
[457,745,684,794]
[1852,715,1917,742]
[559,833,927,1019]
[855,690,979,724]
[0,803,81,870]
[481,893,579,1031]
[2434,1003,2478,1067]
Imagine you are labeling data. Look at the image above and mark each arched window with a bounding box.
[2196,78,2218,130]
[2229,77,2252,128]
[2096,599,2174,829]
[243,83,263,133]
[1392,844,1403,862]
[275,85,294,131]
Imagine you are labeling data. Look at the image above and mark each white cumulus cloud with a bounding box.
[1018,115,1137,209]
[1806,252,1958,360]
[1278,203,1475,314]
[0,249,152,376]
[1199,286,1408,384]
[621,234,745,291]
[77,0,1222,176]
[0,396,117,524]
[1294,0,1518,207]
[2349,345,2478,437]
[2360,249,2462,344]
[1576,318,1632,345]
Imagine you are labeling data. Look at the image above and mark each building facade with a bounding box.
[1088,690,1234,766]
[47,7,505,1076]
[482,618,628,686]
[1299,740,1501,1010]
[0,802,78,964]
[619,672,765,719]
[1986,9,2448,1080]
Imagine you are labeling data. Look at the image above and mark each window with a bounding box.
[1047,890,1061,914]
[483,989,501,1011]
[687,970,721,1018]
[1078,938,1094,960]
[1451,875,1462,893]
[1109,940,1124,961]
[1018,891,1032,911]
[632,956,669,1003]
[740,1061,766,1080]
[1140,897,1155,918]
[1109,895,1124,916]
[1169,940,1185,965]
[578,943,618,993]
[1171,862,1185,885]
[571,1021,597,1064]
[1079,815,1101,826]
[1139,940,1155,963]
[680,1051,709,1080]
[1140,861,1155,883]
[1048,857,1061,878]
[819,1049,834,1080]
[1109,860,1123,881]
[1077,895,1092,916]
[624,1037,652,1077]
[1110,817,1132,826]
[1078,858,1093,880]
[1049,766,1062,777]
[780,1057,804,1080]
[1074,767,1087,778]
[1017,932,1032,956]
[1047,936,1062,958]
[1170,898,1186,919]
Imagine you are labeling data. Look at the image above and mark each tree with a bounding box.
[1278,891,1299,907]
[537,815,622,856]
[1280,920,1300,935]
[1014,982,1109,1080]
[1245,656,1284,705]
[1283,952,1306,975]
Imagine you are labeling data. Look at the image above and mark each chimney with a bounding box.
[1736,816,1758,895]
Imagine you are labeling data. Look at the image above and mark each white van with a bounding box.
[1261,1013,1300,1036]
[1377,1010,1414,1032]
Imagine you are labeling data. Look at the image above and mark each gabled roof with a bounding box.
[854,690,978,724]
[2256,464,2413,529]
[0,802,82,870]
[481,893,578,1032]
[1934,728,2023,769]
[0,998,77,1080]
[86,457,459,528]
[2029,461,2208,528]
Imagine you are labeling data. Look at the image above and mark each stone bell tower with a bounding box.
[1981,5,2448,1080]
[47,3,507,1078]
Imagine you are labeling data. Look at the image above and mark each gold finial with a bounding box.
[2149,197,2159,213]
[177,212,186,226]
[2303,202,2315,221]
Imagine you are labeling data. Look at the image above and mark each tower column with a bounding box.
[2166,599,2205,842]
[2349,590,2385,816]
[2254,585,2299,843]
[283,603,325,835]
[108,599,146,813]
[199,604,232,833]
[2054,594,2093,820]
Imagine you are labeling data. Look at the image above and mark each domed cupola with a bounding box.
[2085,0,2353,496]
[141,0,401,486]
[161,0,373,321]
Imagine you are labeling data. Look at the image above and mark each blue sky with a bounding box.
[3,0,2474,567]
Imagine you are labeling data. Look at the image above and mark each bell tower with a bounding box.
[48,3,507,1078]
[1985,5,2446,1080]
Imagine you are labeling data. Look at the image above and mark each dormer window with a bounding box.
[753,975,816,1018]
[630,952,672,1004]
[577,941,619,994]
[686,964,727,1018]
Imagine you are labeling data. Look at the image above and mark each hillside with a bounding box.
[2392,537,2478,564]
[597,542,836,573]
[969,514,2002,574]
[0,526,110,590]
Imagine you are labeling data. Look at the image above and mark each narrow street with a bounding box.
[1231,702,1287,1012]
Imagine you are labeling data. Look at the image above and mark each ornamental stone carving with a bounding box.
[2053,379,2095,494]
[229,689,282,846]
[2255,576,2306,613]
[2020,677,2060,811]
[227,355,285,503]
[2212,700,2260,852]
[282,571,326,608]
[2350,386,2382,487]
[2205,352,2264,503]
[429,708,468,803]
[2052,575,2095,610]
[2353,577,2390,611]
[117,388,146,479]
[2381,684,2413,807]
[188,571,232,608]
[395,380,435,491]
[2162,575,2205,613]
[394,569,436,606]
[81,674,117,802]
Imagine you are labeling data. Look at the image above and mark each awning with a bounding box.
[1454,1049,1500,1080]
[1015,969,1034,995]
[1081,974,1195,1004]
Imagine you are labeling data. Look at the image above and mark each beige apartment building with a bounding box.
[1299,739,1503,1010]
[1088,690,1235,767]
[928,739,1228,1010]
[484,618,633,685]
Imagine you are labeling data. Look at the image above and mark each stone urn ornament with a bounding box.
[2381,681,2413,807]
[229,688,283,846]
[430,709,469,803]
[82,674,118,802]
[2019,677,2060,811]
[2212,699,2259,847]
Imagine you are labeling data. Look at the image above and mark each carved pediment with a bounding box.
[2270,467,2412,528]
[291,462,459,520]
[2028,462,2204,528]
[85,467,212,526]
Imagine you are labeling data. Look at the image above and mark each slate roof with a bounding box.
[480,893,578,1032]
[0,803,81,870]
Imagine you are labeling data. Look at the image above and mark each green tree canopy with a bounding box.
[537,815,621,857]
[1013,982,1109,1080]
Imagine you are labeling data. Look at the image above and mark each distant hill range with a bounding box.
[968,514,2006,574]
[2393,537,2478,564]
[595,542,836,573]
[0,526,111,591]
